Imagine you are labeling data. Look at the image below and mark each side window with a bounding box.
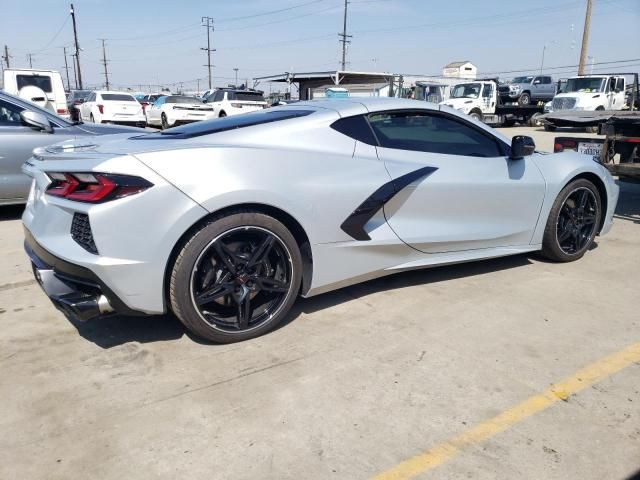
[533,77,541,84]
[615,78,625,91]
[87,92,95,102]
[213,91,224,102]
[331,115,378,145]
[154,96,166,107]
[482,83,493,98]
[368,111,504,158]
[0,99,25,125]
[543,76,552,84]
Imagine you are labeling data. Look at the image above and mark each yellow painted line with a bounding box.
[372,342,640,480]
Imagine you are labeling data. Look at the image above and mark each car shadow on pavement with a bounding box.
[70,313,185,348]
[289,253,533,321]
[614,179,640,224]
[0,205,25,221]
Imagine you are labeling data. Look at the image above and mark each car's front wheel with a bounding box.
[169,211,302,343]
[541,178,602,262]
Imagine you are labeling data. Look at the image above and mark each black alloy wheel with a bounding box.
[189,226,293,333]
[541,178,602,262]
[555,187,598,255]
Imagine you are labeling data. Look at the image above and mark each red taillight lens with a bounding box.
[57,108,68,115]
[97,104,104,114]
[45,173,153,203]
[554,138,577,153]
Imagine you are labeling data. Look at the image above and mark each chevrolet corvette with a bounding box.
[22,98,619,343]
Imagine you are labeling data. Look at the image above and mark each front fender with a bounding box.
[530,151,617,244]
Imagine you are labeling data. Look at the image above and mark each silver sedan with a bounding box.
[0,91,143,206]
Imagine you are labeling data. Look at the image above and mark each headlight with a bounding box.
[510,85,521,92]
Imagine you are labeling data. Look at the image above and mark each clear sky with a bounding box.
[1,0,639,92]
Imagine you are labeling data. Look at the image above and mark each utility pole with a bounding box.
[99,39,110,90]
[233,67,239,87]
[27,53,33,68]
[70,3,83,89]
[577,0,592,75]
[63,47,71,91]
[71,53,78,89]
[338,0,352,71]
[201,16,215,89]
[3,45,11,68]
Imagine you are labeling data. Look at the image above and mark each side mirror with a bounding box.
[510,135,535,159]
[20,110,54,133]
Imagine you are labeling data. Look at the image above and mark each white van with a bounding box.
[1,69,69,119]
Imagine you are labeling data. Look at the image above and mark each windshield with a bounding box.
[564,77,606,93]
[511,76,533,84]
[450,83,481,99]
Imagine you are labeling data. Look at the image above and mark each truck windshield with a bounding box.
[450,83,481,99]
[564,77,606,93]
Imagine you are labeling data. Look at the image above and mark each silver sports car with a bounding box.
[22,98,619,343]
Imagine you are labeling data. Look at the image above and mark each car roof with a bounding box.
[291,97,441,114]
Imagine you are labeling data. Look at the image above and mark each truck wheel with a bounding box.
[518,92,531,106]
[503,119,516,127]
[528,113,542,127]
[469,110,482,122]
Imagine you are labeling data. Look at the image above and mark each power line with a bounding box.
[201,16,215,89]
[33,15,70,54]
[216,0,325,22]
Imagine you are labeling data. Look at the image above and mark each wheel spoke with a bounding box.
[237,295,251,329]
[583,214,596,225]
[578,189,589,209]
[258,277,289,293]
[558,227,572,242]
[196,283,234,305]
[213,241,238,271]
[247,235,275,268]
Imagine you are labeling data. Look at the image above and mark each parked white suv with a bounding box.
[2,68,69,119]
[204,89,267,117]
[79,91,145,126]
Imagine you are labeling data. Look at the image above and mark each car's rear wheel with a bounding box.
[169,211,302,343]
[219,111,227,118]
[469,110,482,122]
[541,179,602,262]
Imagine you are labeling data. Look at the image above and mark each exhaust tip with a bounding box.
[52,293,113,322]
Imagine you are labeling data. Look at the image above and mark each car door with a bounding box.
[480,83,495,114]
[611,77,626,109]
[369,110,546,253]
[80,92,94,120]
[0,98,75,201]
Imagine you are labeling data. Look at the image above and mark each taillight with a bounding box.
[57,108,68,115]
[554,138,578,153]
[97,104,104,114]
[45,172,153,203]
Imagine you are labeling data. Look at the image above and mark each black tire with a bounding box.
[541,178,602,262]
[543,124,556,132]
[219,111,227,118]
[502,119,516,127]
[90,114,95,123]
[469,110,482,122]
[161,113,169,130]
[518,92,531,106]
[169,210,303,343]
[528,112,542,127]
